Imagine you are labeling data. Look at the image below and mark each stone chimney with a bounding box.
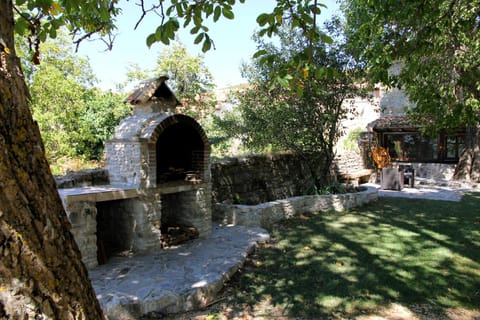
[124,76,181,114]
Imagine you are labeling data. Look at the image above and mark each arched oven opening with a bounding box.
[156,121,205,183]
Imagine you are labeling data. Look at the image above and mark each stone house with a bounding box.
[366,82,465,182]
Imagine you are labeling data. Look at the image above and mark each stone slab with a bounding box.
[89,225,270,319]
[365,183,467,202]
[58,185,139,204]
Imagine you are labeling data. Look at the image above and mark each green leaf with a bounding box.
[49,26,57,38]
[296,86,304,97]
[256,13,270,26]
[213,6,221,22]
[277,76,289,87]
[205,3,214,17]
[194,32,204,44]
[14,18,29,36]
[202,38,212,52]
[155,25,163,41]
[146,33,156,47]
[170,18,180,30]
[320,33,333,44]
[183,15,191,28]
[253,49,268,59]
[39,29,48,42]
[222,7,234,20]
[175,3,184,16]
[191,25,201,34]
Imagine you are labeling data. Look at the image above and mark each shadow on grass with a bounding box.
[229,193,480,318]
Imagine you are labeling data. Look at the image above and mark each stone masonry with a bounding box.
[59,78,212,269]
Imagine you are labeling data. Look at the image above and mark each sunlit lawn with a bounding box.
[229,193,480,318]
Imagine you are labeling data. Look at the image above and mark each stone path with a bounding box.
[89,225,269,319]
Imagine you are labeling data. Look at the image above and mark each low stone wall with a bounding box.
[213,186,378,229]
[56,168,109,188]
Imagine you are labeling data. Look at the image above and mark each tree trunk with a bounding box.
[0,1,104,318]
[453,126,480,183]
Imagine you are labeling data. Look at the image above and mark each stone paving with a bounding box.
[90,225,269,319]
[366,180,480,202]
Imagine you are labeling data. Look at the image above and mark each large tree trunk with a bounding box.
[453,126,480,182]
[0,1,104,318]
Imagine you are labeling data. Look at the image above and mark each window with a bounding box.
[381,131,464,163]
[445,135,465,160]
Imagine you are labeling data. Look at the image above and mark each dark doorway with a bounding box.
[96,200,133,264]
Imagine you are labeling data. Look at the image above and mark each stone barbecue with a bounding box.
[59,77,212,269]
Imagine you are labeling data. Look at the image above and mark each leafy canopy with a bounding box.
[13,0,331,86]
[342,0,480,132]
[26,32,130,163]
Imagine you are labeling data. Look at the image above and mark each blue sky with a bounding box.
[77,0,340,90]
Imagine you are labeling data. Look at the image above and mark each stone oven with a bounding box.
[105,75,212,238]
[107,76,210,187]
[60,77,212,268]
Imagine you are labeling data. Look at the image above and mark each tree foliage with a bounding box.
[342,0,480,132]
[342,0,480,182]
[27,33,130,163]
[154,42,216,118]
[219,20,365,190]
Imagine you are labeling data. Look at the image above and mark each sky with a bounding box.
[77,0,341,91]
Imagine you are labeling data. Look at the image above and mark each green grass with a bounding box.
[229,193,480,318]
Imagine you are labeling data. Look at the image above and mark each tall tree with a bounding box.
[27,33,131,164]
[0,1,105,318]
[1,0,328,317]
[229,21,363,191]
[342,0,480,181]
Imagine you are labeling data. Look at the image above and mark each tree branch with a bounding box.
[134,0,166,30]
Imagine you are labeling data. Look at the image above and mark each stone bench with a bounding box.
[339,169,374,185]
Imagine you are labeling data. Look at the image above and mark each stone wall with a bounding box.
[55,168,109,188]
[62,194,164,269]
[105,141,146,187]
[214,186,378,229]
[335,150,370,175]
[210,152,331,205]
[64,201,98,269]
[160,186,212,238]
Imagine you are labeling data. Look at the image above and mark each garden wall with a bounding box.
[210,152,331,205]
[214,186,378,229]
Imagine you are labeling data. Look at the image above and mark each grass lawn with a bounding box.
[200,193,480,319]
